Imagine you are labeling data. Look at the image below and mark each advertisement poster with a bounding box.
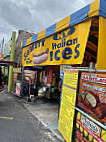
[58,70,79,142]
[76,112,106,142]
[24,70,36,84]
[13,73,18,84]
[78,72,106,124]
[15,82,21,96]
[22,20,91,66]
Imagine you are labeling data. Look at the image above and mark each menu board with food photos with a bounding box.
[78,72,106,124]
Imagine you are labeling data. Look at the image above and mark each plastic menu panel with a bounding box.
[78,72,106,124]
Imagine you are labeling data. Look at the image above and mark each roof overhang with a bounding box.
[21,0,106,48]
[0,60,17,66]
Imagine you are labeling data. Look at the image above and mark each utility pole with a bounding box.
[8,31,16,93]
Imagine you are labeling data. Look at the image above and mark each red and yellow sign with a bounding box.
[76,112,106,142]
[78,72,106,124]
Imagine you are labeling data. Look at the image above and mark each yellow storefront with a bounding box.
[21,0,106,141]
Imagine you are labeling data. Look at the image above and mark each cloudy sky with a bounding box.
[0,0,94,43]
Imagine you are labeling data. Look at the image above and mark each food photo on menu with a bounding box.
[78,72,106,124]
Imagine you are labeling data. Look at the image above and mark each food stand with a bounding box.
[21,0,106,141]
[22,65,60,101]
[41,65,60,100]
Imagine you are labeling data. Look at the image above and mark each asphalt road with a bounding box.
[0,88,60,142]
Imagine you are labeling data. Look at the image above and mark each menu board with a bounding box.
[58,70,79,142]
[76,112,106,142]
[24,70,36,84]
[78,72,106,124]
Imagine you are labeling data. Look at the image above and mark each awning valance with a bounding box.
[22,20,91,66]
[0,60,17,66]
[21,0,106,48]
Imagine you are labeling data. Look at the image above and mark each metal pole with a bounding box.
[20,67,24,96]
[8,31,16,93]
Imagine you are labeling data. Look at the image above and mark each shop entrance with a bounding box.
[0,60,17,92]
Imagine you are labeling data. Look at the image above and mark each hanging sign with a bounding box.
[22,20,91,66]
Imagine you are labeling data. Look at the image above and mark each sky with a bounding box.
[0,0,94,43]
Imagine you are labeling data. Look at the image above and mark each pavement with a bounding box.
[0,86,65,142]
[17,95,65,141]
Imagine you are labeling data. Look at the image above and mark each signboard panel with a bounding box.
[76,111,106,142]
[22,20,91,66]
[58,69,79,142]
[78,72,106,124]
[13,68,22,73]
[24,70,36,84]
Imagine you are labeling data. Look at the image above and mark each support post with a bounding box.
[8,31,16,93]
[20,67,24,96]
[2,66,5,75]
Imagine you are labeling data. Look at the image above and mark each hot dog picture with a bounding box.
[80,91,99,109]
[33,48,49,64]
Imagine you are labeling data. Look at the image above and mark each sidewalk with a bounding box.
[16,95,65,141]
[4,84,64,141]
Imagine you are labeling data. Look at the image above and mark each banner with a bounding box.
[78,72,106,124]
[76,112,106,142]
[58,69,79,142]
[22,20,91,66]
